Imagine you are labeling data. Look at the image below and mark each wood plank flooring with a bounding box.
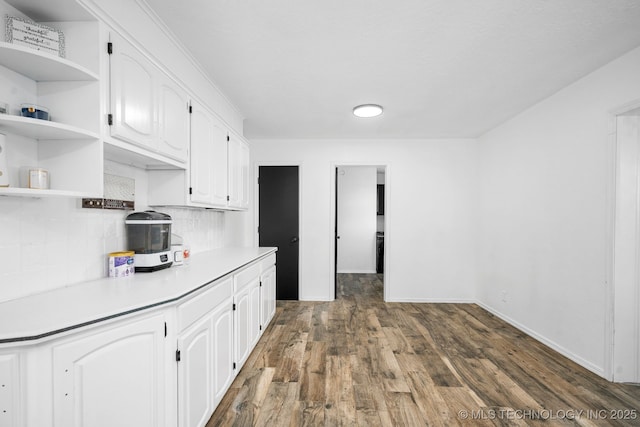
[207,273,640,426]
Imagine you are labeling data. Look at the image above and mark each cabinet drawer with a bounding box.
[177,277,233,333]
[259,253,276,272]
[234,263,260,293]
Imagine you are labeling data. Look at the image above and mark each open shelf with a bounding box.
[0,187,97,198]
[0,42,99,82]
[0,115,99,140]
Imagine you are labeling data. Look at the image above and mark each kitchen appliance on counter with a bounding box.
[125,210,173,272]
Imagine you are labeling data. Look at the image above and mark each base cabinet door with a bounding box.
[260,265,277,329]
[0,353,21,427]
[211,300,234,407]
[52,313,166,427]
[234,263,262,372]
[248,281,261,349]
[233,286,251,371]
[177,314,213,427]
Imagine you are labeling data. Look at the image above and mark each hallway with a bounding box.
[207,274,640,426]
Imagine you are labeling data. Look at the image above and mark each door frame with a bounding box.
[254,162,303,297]
[331,162,390,301]
[606,99,640,382]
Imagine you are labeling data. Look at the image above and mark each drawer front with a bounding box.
[234,262,260,293]
[177,276,233,333]
[259,253,276,272]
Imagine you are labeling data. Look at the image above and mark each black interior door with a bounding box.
[258,166,299,300]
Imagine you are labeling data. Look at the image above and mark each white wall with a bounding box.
[251,139,478,302]
[337,166,377,273]
[476,46,640,377]
[0,161,229,303]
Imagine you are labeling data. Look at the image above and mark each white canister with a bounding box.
[108,251,135,277]
[171,244,184,266]
[20,167,49,189]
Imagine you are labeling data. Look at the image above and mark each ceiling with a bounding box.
[145,0,640,140]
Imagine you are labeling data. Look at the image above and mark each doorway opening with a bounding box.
[334,165,387,301]
[258,165,300,300]
[610,102,640,383]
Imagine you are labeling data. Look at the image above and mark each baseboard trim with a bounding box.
[476,301,605,378]
[297,292,606,379]
[386,297,476,304]
[337,270,378,274]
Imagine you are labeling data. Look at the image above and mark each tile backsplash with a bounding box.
[0,192,226,304]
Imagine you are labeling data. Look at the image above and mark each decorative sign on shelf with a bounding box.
[5,15,65,58]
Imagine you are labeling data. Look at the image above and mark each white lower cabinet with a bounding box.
[176,256,273,427]
[211,301,234,408]
[260,264,277,329]
[0,353,21,427]
[0,253,275,427]
[234,264,262,372]
[52,313,167,427]
[177,314,214,427]
[176,277,234,427]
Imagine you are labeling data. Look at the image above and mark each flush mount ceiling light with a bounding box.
[353,104,383,118]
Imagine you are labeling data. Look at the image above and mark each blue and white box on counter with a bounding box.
[108,251,135,277]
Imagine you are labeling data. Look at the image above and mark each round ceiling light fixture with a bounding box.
[353,104,383,118]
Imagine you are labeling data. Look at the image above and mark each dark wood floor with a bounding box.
[207,274,640,426]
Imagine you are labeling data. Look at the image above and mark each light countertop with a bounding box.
[0,247,276,344]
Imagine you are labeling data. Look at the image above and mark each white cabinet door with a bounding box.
[177,314,213,427]
[0,353,21,427]
[234,285,251,371]
[234,272,261,371]
[189,101,228,208]
[158,76,189,163]
[260,265,277,330]
[211,299,234,407]
[249,279,261,348]
[109,33,157,150]
[52,313,166,427]
[228,134,250,210]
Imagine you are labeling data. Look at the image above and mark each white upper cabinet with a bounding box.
[108,32,189,165]
[189,101,228,208]
[158,75,189,163]
[109,32,156,150]
[228,131,250,210]
[148,100,249,211]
